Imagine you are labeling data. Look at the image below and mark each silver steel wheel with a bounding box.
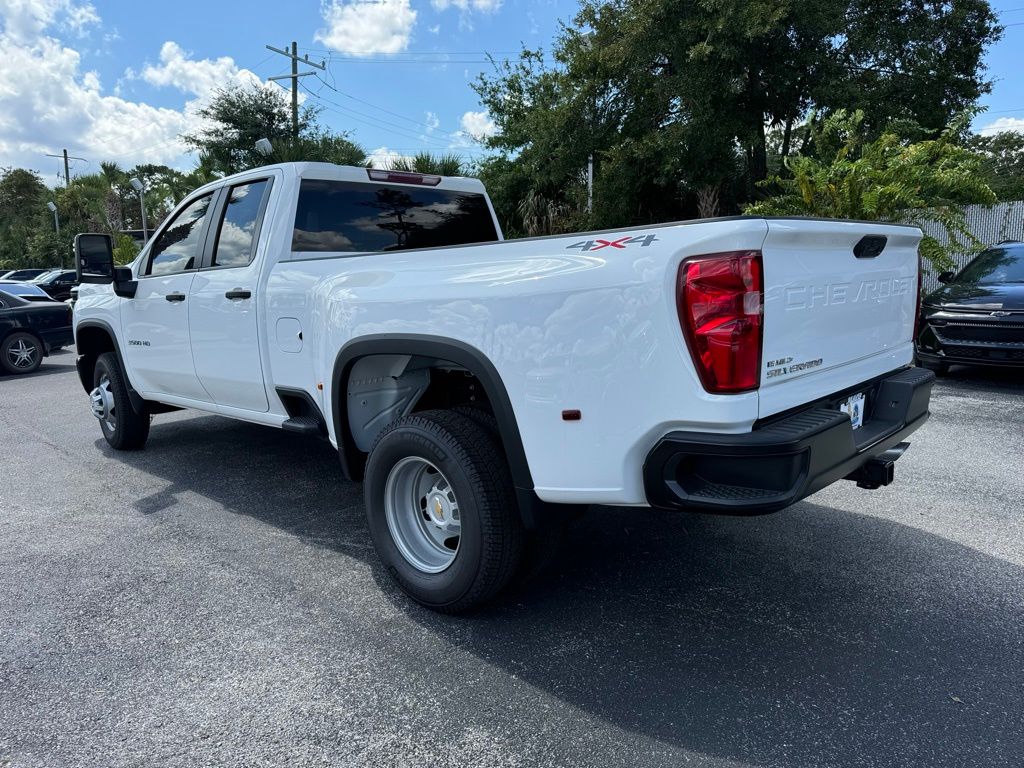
[6,337,38,369]
[90,374,117,433]
[384,456,461,573]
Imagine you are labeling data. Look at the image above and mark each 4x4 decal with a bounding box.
[566,234,659,252]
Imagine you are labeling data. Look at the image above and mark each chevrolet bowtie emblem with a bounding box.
[434,498,444,519]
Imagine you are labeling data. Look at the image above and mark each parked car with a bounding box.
[32,269,78,302]
[916,241,1024,373]
[0,280,57,302]
[0,289,74,374]
[0,268,51,281]
[73,162,934,612]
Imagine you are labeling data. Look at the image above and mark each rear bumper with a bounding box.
[643,366,935,515]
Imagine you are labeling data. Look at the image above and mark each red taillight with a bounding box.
[366,169,442,186]
[677,250,763,393]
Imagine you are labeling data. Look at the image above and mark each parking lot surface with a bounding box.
[1,351,1022,767]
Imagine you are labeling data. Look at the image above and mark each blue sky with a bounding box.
[1,0,1022,185]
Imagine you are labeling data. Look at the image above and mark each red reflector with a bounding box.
[677,250,763,393]
[366,169,442,186]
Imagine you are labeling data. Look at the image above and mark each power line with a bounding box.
[300,82,456,149]
[312,72,463,139]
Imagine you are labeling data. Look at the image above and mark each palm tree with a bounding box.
[389,152,466,177]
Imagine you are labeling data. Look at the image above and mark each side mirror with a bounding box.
[75,233,114,284]
[937,271,955,284]
[74,233,137,298]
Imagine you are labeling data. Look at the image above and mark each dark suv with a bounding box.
[916,242,1024,373]
[32,269,78,302]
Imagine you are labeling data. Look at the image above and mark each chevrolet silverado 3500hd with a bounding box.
[73,162,934,612]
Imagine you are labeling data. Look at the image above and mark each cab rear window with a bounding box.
[292,180,499,253]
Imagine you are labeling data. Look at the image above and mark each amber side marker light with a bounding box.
[561,409,582,421]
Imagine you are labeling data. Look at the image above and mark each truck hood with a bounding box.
[924,282,1024,311]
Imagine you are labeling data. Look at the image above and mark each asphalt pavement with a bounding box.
[1,350,1022,767]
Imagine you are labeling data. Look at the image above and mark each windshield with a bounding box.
[0,289,29,307]
[0,282,48,297]
[955,245,1024,285]
[30,271,58,283]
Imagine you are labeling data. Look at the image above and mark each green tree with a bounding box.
[0,168,50,269]
[474,0,1002,230]
[968,130,1024,201]
[745,111,997,271]
[387,152,467,177]
[183,84,365,175]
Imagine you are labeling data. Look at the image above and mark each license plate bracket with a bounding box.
[839,391,867,430]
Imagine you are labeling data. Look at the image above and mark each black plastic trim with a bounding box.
[276,386,328,436]
[643,366,935,515]
[853,235,887,259]
[331,334,534,492]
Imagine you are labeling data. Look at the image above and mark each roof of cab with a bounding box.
[192,161,487,197]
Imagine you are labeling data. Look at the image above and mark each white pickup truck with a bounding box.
[73,162,934,612]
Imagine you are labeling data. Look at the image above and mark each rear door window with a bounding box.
[292,180,499,253]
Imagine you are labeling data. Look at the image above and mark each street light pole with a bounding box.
[47,201,63,269]
[130,178,149,241]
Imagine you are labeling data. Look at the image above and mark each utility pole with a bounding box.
[45,149,86,186]
[266,42,325,137]
[587,153,593,214]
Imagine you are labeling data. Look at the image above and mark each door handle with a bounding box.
[164,292,186,302]
[225,289,252,300]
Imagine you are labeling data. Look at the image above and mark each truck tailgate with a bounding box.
[759,219,922,419]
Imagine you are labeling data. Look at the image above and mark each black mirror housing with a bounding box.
[75,233,115,284]
[937,270,955,284]
[112,266,137,299]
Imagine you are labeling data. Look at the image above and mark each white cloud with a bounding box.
[0,3,272,174]
[424,111,440,134]
[0,0,98,38]
[139,41,262,97]
[458,110,497,142]
[315,0,416,56]
[978,117,1024,137]
[431,0,502,12]
[367,146,413,168]
[0,17,196,173]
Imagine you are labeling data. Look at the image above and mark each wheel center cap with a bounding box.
[428,494,451,526]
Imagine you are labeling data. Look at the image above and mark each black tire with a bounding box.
[453,403,567,585]
[363,409,524,613]
[1,331,43,375]
[93,352,150,450]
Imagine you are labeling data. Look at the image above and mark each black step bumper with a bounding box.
[643,366,935,515]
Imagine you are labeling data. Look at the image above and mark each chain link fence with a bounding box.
[913,201,1024,291]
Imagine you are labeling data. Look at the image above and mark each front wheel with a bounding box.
[363,410,524,613]
[91,352,150,450]
[1,332,43,375]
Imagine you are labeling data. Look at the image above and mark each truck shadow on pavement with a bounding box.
[99,414,1023,767]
